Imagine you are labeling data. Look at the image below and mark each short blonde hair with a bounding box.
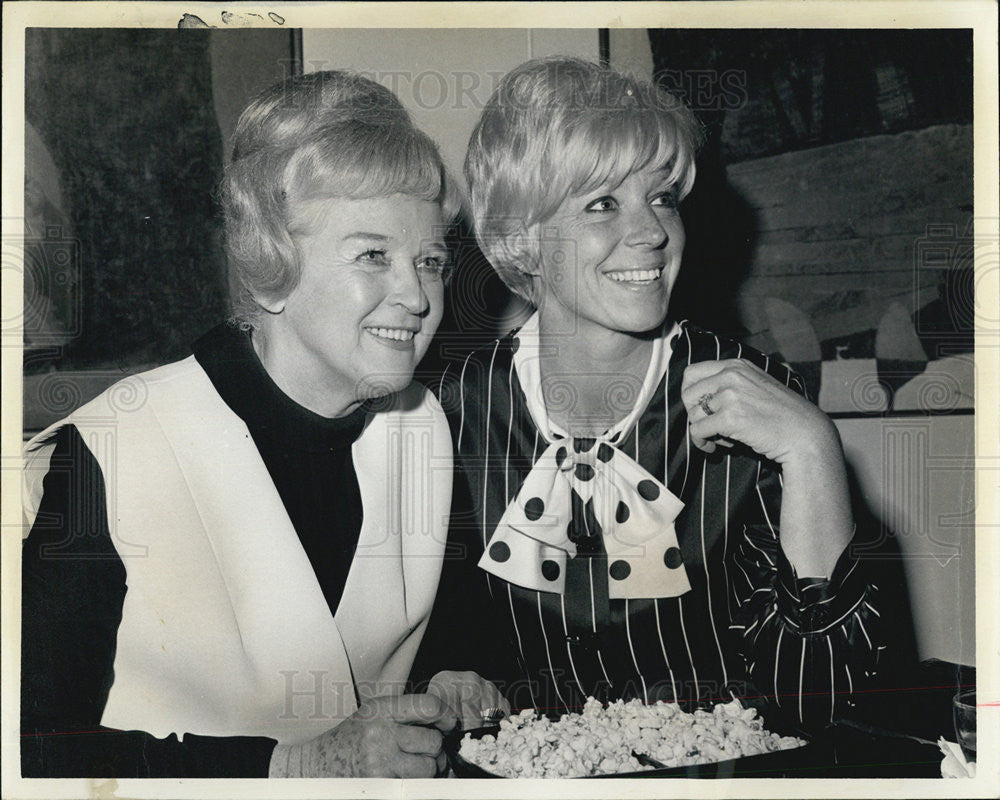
[465,57,703,304]
[221,70,461,329]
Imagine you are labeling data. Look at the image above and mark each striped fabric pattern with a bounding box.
[436,321,881,726]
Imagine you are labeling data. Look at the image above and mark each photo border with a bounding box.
[3,3,997,798]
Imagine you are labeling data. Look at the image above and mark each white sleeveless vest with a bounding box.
[22,356,452,745]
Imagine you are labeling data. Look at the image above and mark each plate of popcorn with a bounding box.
[446,697,814,778]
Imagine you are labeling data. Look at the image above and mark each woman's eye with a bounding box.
[650,191,679,209]
[416,255,451,279]
[357,248,389,265]
[585,196,618,213]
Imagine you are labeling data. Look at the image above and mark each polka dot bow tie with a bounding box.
[479,436,691,600]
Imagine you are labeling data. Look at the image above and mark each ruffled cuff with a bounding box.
[775,531,869,633]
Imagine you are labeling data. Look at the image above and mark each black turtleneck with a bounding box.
[21,322,368,777]
[192,322,367,616]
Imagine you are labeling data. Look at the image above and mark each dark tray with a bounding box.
[445,717,944,779]
[446,725,820,778]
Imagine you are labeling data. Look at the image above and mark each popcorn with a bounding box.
[459,697,805,778]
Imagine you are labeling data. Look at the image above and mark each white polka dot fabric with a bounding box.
[478,313,691,600]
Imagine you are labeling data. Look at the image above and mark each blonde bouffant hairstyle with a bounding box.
[465,57,703,304]
[221,70,461,329]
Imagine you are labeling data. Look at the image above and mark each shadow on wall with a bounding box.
[669,139,758,340]
[421,216,525,379]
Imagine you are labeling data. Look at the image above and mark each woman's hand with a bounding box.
[426,670,510,731]
[681,358,837,464]
[682,358,854,579]
[269,693,458,778]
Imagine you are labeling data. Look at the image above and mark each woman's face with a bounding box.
[257,194,447,416]
[536,165,685,337]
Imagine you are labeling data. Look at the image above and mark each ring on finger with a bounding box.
[698,393,716,416]
[480,706,506,724]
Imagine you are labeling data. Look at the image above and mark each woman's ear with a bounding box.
[517,222,544,278]
[255,293,287,315]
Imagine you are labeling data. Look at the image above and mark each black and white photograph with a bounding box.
[2,2,997,797]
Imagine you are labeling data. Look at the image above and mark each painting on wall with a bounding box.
[21,27,299,434]
[649,29,975,417]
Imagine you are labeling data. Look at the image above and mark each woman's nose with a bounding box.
[391,264,430,315]
[624,205,669,249]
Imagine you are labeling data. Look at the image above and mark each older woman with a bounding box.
[422,57,882,728]
[21,70,503,779]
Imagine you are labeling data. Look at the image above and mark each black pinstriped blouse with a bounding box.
[426,321,882,728]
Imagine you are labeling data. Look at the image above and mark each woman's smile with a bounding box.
[364,325,419,347]
[602,265,666,287]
